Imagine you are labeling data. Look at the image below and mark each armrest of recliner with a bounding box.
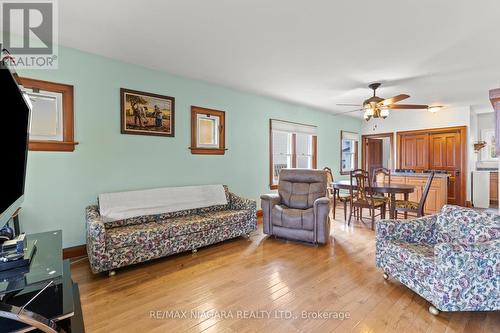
[313,196,331,244]
[260,193,281,235]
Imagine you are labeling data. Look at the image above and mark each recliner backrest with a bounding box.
[278,169,327,209]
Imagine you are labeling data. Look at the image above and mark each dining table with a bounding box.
[331,180,416,219]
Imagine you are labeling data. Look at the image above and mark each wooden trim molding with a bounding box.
[63,244,87,259]
[190,106,226,155]
[19,77,77,152]
[361,132,394,172]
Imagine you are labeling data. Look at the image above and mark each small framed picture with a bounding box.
[120,88,175,137]
[190,106,226,155]
[481,128,498,161]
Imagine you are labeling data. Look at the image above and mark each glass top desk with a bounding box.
[0,231,83,333]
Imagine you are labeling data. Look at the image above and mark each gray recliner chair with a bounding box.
[261,169,331,244]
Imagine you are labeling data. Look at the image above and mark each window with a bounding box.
[340,130,359,174]
[190,106,226,155]
[18,77,76,152]
[269,119,317,189]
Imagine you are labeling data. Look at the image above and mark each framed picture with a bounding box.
[190,106,226,155]
[481,128,498,161]
[120,88,175,137]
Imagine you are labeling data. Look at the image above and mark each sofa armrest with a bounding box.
[85,205,108,273]
[228,192,257,212]
[433,240,500,310]
[376,214,437,244]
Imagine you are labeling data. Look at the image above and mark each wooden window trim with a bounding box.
[269,120,317,190]
[190,106,226,155]
[340,130,359,175]
[18,77,77,152]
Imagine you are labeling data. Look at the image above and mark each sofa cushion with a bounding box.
[272,205,314,230]
[166,209,250,237]
[384,240,436,286]
[435,205,500,244]
[105,222,171,249]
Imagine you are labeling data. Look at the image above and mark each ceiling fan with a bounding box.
[336,83,441,120]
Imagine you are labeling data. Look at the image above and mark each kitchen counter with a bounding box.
[391,172,449,178]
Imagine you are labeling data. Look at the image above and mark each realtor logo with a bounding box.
[1,0,58,69]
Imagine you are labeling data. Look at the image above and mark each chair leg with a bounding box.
[348,204,353,226]
[344,201,347,222]
[333,197,336,219]
[371,208,375,230]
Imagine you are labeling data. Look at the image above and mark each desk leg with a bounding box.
[390,193,396,219]
[0,302,63,333]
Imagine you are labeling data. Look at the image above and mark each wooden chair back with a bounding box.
[323,167,334,198]
[349,169,374,203]
[372,168,391,184]
[418,172,435,216]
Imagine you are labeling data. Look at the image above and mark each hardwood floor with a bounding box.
[71,208,500,333]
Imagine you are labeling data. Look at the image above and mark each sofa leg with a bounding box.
[192,248,198,254]
[428,305,440,316]
[108,270,116,277]
[383,272,389,280]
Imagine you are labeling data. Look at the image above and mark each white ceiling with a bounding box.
[58,0,500,117]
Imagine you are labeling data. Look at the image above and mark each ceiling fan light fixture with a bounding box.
[365,107,374,116]
[428,106,443,113]
[363,111,371,121]
[380,108,389,118]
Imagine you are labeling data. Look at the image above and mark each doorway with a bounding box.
[361,133,394,178]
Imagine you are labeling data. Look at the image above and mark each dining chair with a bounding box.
[348,169,386,230]
[323,167,351,221]
[394,172,435,218]
[372,167,391,207]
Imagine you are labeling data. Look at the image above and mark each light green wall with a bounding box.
[19,47,361,247]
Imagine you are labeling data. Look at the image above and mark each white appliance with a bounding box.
[472,171,490,208]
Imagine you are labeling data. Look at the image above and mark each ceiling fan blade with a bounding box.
[333,108,363,115]
[387,104,429,109]
[336,103,361,107]
[379,94,410,106]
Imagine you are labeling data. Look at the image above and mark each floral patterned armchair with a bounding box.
[376,205,500,315]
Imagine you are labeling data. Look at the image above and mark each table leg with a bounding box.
[390,193,396,219]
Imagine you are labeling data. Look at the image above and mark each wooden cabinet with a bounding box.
[400,134,429,170]
[397,127,466,206]
[490,172,498,204]
[391,175,448,215]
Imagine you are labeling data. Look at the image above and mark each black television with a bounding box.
[0,61,31,227]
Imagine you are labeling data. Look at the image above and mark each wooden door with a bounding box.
[400,134,429,170]
[429,131,462,205]
[367,138,383,178]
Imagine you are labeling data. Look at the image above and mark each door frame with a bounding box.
[396,126,467,206]
[361,132,395,173]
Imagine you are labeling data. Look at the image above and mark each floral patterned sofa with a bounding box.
[86,186,256,275]
[376,205,499,315]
